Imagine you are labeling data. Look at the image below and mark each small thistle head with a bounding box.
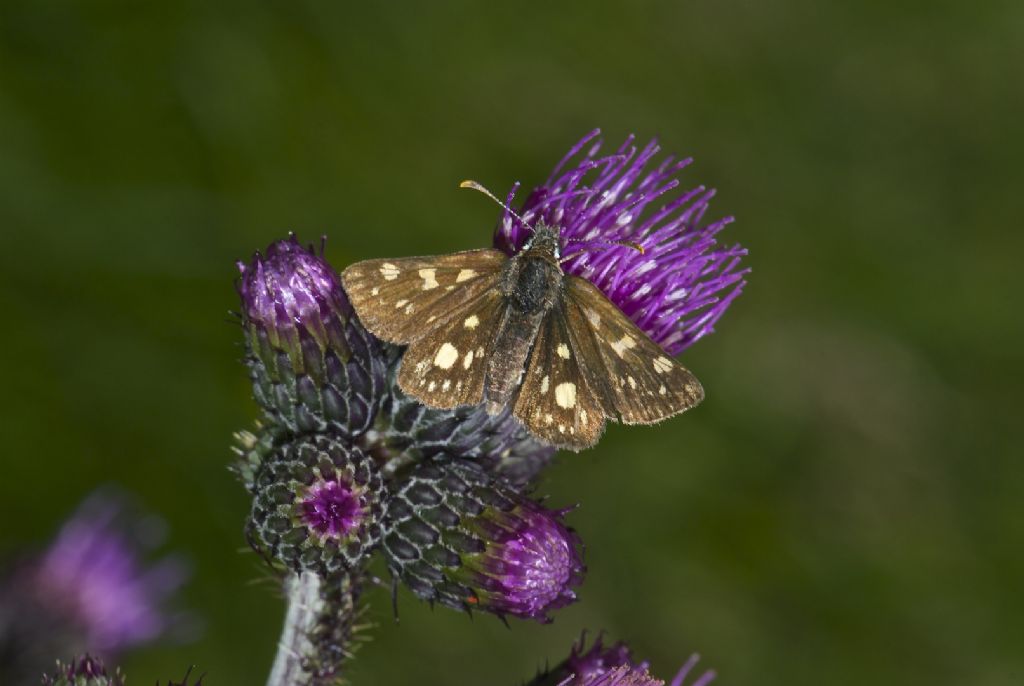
[528,636,716,686]
[237,236,387,437]
[237,234,350,355]
[455,497,584,620]
[247,435,386,574]
[41,654,124,686]
[382,460,584,621]
[494,130,748,355]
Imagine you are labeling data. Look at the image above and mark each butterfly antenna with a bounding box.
[459,180,534,233]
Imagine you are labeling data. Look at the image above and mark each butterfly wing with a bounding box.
[396,286,507,409]
[562,275,704,425]
[513,297,608,451]
[341,249,507,344]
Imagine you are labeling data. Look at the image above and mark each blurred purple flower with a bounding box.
[494,130,748,355]
[28,490,190,654]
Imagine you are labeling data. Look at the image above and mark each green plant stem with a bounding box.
[266,571,325,686]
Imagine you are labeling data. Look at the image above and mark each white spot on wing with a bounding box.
[464,315,480,329]
[434,342,459,369]
[611,335,637,357]
[463,350,474,369]
[395,299,408,309]
[380,263,400,280]
[653,356,673,374]
[628,376,637,389]
[371,287,380,296]
[557,343,571,359]
[442,380,451,391]
[419,268,439,290]
[555,382,577,409]
[456,269,477,282]
[540,375,550,394]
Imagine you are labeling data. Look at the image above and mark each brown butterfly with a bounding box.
[340,182,704,451]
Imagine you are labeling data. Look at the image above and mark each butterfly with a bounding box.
[340,182,704,451]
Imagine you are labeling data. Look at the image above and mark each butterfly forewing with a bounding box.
[397,287,506,409]
[341,249,507,344]
[563,275,704,425]
[514,300,606,450]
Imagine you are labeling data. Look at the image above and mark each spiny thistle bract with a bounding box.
[247,434,386,575]
[363,348,555,487]
[238,236,388,438]
[41,655,123,686]
[382,459,584,621]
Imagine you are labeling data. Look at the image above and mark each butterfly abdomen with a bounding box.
[484,254,563,414]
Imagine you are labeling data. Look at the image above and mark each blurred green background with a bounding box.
[1,1,1021,684]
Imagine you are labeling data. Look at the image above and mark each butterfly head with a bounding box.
[521,222,563,264]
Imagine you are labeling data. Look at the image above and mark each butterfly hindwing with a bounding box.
[563,275,704,425]
[341,249,507,344]
[514,298,606,450]
[396,286,506,409]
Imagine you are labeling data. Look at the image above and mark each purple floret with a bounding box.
[494,129,747,355]
[299,478,365,540]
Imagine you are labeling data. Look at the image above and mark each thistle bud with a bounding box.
[526,636,716,686]
[237,236,387,437]
[382,460,583,621]
[41,655,124,686]
[247,435,386,574]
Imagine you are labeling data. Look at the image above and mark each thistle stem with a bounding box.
[266,570,363,686]
[266,571,324,686]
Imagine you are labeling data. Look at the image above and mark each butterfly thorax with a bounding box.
[504,224,563,313]
[484,224,564,412]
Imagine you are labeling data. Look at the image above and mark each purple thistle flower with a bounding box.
[28,491,189,655]
[528,636,715,686]
[494,130,748,355]
[457,498,584,621]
